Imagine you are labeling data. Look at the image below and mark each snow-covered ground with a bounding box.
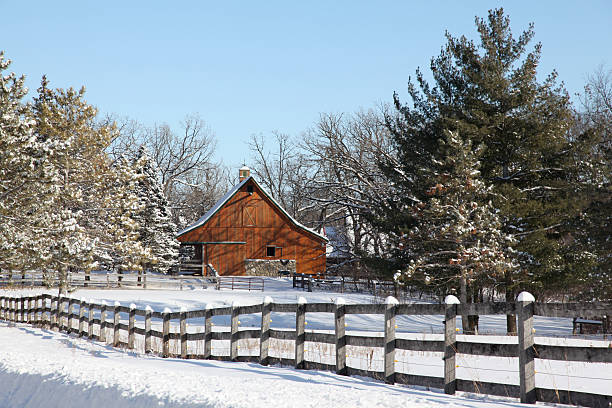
[1,277,610,407]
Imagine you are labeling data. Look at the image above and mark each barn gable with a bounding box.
[176,173,327,276]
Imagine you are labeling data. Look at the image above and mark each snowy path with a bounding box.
[0,322,543,408]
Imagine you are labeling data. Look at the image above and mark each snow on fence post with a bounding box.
[334,297,347,375]
[517,291,536,404]
[129,303,136,350]
[162,307,170,358]
[78,298,86,336]
[384,296,399,384]
[180,307,187,358]
[204,303,212,359]
[87,300,94,339]
[260,297,272,366]
[444,295,460,395]
[145,305,152,354]
[295,297,307,369]
[99,301,107,343]
[230,301,239,361]
[113,301,121,347]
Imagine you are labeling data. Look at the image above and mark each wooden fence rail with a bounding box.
[0,271,213,290]
[0,293,610,408]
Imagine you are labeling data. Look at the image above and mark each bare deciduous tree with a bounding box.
[302,108,398,276]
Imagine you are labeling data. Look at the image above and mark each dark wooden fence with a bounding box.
[0,293,610,408]
[216,276,264,291]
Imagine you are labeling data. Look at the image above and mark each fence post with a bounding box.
[334,297,347,375]
[129,303,136,349]
[25,297,30,323]
[39,296,45,328]
[78,298,86,336]
[230,301,239,361]
[162,307,170,358]
[517,291,536,404]
[51,297,58,330]
[204,303,212,359]
[180,307,187,358]
[68,298,75,334]
[307,277,312,293]
[295,296,306,369]
[145,305,152,354]
[0,297,4,320]
[260,296,272,366]
[100,301,107,343]
[34,296,40,326]
[113,301,121,347]
[384,296,398,384]
[87,300,94,338]
[444,295,460,394]
[20,296,25,323]
[143,270,147,290]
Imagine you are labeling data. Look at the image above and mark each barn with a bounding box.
[176,167,327,276]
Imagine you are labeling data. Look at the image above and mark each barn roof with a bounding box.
[176,176,328,242]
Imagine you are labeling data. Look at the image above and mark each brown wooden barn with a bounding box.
[176,167,327,276]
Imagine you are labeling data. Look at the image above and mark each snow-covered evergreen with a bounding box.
[131,146,179,274]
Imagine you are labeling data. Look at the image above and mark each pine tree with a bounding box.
[30,78,148,293]
[380,9,585,331]
[132,146,179,274]
[397,131,517,333]
[0,52,39,274]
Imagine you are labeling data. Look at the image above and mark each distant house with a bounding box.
[176,167,327,276]
[323,226,352,266]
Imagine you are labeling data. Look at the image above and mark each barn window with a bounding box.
[266,246,282,257]
[247,185,254,194]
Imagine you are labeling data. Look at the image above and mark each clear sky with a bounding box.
[2,1,611,167]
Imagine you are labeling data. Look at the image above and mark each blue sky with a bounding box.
[2,1,611,167]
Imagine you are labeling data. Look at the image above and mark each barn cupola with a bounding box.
[239,165,251,181]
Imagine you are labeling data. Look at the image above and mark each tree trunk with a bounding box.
[468,288,479,335]
[58,266,68,296]
[460,270,469,333]
[505,281,517,334]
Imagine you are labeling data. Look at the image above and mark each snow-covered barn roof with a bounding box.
[176,176,328,242]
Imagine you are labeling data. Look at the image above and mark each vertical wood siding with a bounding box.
[178,180,326,275]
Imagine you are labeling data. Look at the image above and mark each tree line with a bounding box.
[1,8,609,313]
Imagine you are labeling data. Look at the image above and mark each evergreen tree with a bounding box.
[397,131,517,333]
[0,52,39,274]
[132,146,179,273]
[380,9,585,331]
[30,78,148,293]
